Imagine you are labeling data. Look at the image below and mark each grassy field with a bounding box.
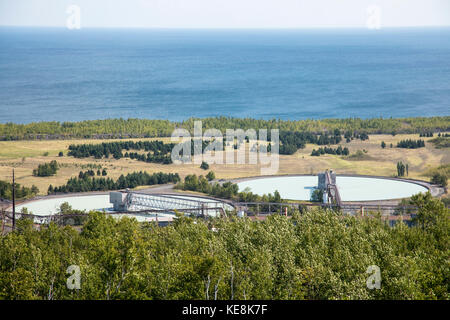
[0,134,448,196]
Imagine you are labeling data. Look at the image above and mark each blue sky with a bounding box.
[1,0,449,28]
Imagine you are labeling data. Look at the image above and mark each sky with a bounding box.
[0,0,449,29]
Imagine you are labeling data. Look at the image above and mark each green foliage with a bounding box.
[206,171,215,181]
[177,174,238,200]
[176,174,282,207]
[50,171,180,194]
[311,189,323,202]
[0,180,39,200]
[279,131,343,155]
[0,195,448,300]
[397,162,408,177]
[57,202,88,226]
[410,193,449,247]
[1,117,449,141]
[68,140,174,164]
[200,161,209,170]
[33,160,59,177]
[311,146,349,156]
[397,139,425,149]
[441,197,450,207]
[431,173,448,187]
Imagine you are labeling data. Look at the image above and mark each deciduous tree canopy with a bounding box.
[0,193,448,300]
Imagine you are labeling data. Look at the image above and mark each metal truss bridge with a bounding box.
[111,191,234,217]
[324,170,342,207]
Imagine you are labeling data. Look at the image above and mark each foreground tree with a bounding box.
[0,194,448,300]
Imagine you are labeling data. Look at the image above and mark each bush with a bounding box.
[431,173,448,187]
[200,161,209,170]
[206,171,215,181]
[32,160,58,177]
[311,189,323,202]
[311,146,349,157]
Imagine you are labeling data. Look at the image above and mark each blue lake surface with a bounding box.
[0,27,449,123]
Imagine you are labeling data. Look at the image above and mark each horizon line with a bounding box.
[1,25,450,31]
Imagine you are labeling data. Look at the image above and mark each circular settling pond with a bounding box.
[237,175,428,201]
[16,194,231,223]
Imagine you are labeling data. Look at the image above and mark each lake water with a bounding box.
[1,27,450,123]
[237,176,428,201]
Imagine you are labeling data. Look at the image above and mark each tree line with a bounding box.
[68,140,174,163]
[0,192,447,300]
[397,139,425,149]
[66,134,349,161]
[32,160,59,177]
[176,174,282,206]
[278,130,343,155]
[67,140,215,164]
[1,116,449,140]
[0,180,39,201]
[311,146,350,157]
[48,171,180,194]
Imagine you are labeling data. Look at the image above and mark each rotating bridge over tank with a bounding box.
[318,169,342,207]
[110,191,233,217]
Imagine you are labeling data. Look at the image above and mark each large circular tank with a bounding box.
[236,175,428,201]
[15,193,233,223]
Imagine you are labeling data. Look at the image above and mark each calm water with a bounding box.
[1,27,450,123]
[237,176,428,201]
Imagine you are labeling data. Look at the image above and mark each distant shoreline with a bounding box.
[1,116,449,141]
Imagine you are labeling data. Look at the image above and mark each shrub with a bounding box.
[431,173,448,187]
[32,160,58,177]
[206,171,215,181]
[200,161,209,170]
